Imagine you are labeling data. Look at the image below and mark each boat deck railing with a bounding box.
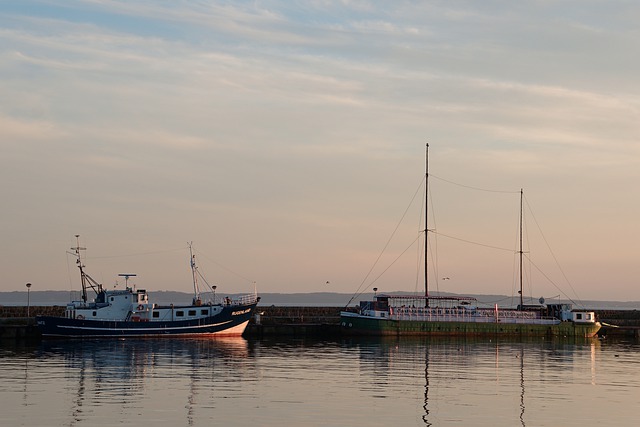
[233,293,259,306]
[389,306,560,325]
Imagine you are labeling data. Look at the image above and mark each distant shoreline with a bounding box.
[1,290,639,310]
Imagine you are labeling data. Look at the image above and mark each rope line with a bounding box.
[431,174,520,194]
[432,231,514,252]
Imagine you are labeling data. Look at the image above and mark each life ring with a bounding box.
[137,305,144,310]
[77,315,84,320]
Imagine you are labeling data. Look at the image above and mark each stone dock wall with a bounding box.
[1,306,639,339]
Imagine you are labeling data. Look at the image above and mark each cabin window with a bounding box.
[153,311,159,318]
[576,313,583,320]
[92,311,97,317]
[176,311,184,317]
[188,310,196,316]
[201,309,208,316]
[110,297,114,302]
[586,314,592,320]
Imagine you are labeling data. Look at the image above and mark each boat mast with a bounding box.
[72,235,89,303]
[425,143,429,304]
[188,242,200,302]
[519,188,524,309]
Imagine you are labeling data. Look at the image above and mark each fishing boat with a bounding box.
[36,238,260,338]
[340,145,601,337]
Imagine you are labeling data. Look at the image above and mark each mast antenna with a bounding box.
[118,274,137,290]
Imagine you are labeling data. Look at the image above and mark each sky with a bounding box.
[1,1,639,303]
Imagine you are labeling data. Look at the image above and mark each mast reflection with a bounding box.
[519,346,525,427]
[422,345,431,426]
[347,336,599,426]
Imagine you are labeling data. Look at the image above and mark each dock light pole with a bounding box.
[26,283,32,317]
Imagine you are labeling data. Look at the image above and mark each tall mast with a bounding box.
[425,143,429,303]
[519,188,524,309]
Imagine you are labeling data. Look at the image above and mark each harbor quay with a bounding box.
[2,305,640,340]
[0,305,343,340]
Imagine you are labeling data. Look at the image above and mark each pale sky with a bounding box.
[1,1,639,302]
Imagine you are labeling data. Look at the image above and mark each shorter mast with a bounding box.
[72,235,88,303]
[188,242,201,304]
[70,234,103,303]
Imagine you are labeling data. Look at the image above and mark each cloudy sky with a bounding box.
[2,1,639,303]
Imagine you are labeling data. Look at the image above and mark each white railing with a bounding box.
[389,307,559,325]
[232,293,259,306]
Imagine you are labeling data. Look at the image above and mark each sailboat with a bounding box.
[36,237,260,338]
[340,145,601,337]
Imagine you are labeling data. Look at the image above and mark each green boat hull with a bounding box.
[340,314,601,338]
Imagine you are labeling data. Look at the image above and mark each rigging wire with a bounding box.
[193,262,217,299]
[344,168,581,309]
[430,174,520,194]
[368,234,423,288]
[431,231,514,252]
[345,175,426,308]
[192,247,254,284]
[523,194,584,307]
[345,172,521,308]
[523,253,579,306]
[86,247,186,259]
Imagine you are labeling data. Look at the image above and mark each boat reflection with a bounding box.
[342,336,600,426]
[35,338,250,426]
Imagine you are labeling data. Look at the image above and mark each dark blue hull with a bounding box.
[36,303,257,338]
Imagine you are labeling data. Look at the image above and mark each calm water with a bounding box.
[1,336,639,426]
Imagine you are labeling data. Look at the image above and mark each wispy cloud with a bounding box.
[2,1,640,299]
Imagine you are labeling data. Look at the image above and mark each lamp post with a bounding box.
[213,285,217,304]
[26,283,32,317]
[373,287,378,297]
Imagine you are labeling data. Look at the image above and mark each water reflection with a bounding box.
[34,338,249,426]
[2,336,639,427]
[341,336,602,426]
